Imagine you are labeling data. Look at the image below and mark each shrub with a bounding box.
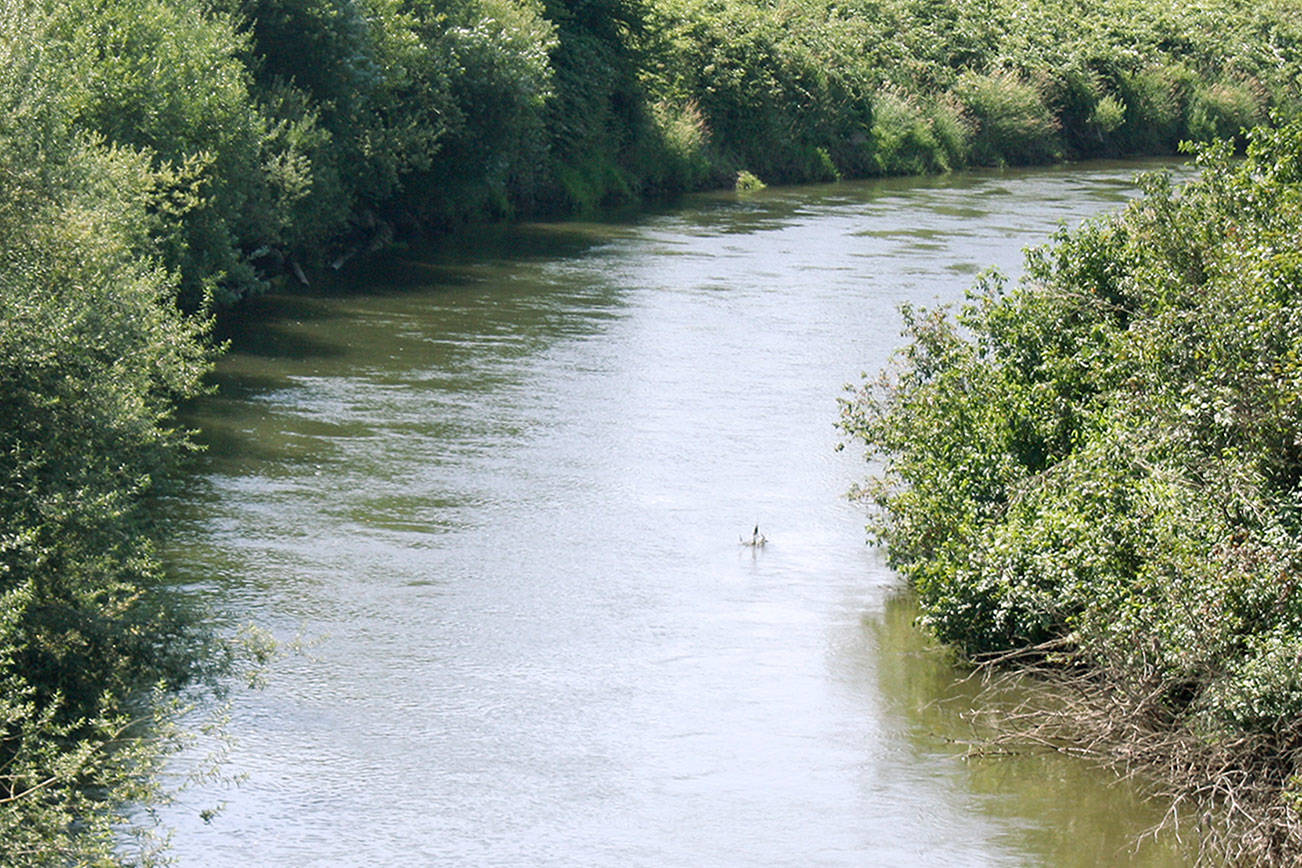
[1089,93,1126,135]
[0,4,215,859]
[1188,79,1263,144]
[648,0,876,184]
[953,69,1061,166]
[870,86,970,174]
[734,169,766,192]
[1117,62,1193,153]
[396,0,557,223]
[647,98,717,191]
[50,0,298,305]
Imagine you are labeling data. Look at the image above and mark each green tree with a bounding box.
[0,5,214,861]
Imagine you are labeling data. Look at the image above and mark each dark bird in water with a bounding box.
[742,524,767,547]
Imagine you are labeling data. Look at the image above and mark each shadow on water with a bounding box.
[676,157,1183,236]
[211,296,352,365]
[199,367,294,402]
[210,219,625,365]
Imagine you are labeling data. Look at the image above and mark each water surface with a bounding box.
[161,162,1188,865]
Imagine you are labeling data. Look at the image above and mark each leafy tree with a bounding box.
[46,0,301,304]
[0,5,214,861]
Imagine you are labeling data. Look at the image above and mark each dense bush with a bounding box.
[868,87,968,175]
[32,0,562,303]
[47,0,306,306]
[952,69,1060,165]
[840,122,1302,857]
[0,4,220,862]
[10,0,1299,302]
[401,0,556,221]
[646,0,880,183]
[647,0,1301,183]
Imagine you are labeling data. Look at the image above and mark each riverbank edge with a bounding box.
[840,122,1302,863]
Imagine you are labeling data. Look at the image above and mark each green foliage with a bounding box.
[33,0,562,298]
[870,87,969,175]
[841,122,1302,740]
[3,0,1302,857]
[648,97,716,190]
[647,0,879,183]
[953,70,1061,166]
[1187,79,1263,144]
[1114,63,1192,153]
[1087,94,1125,136]
[227,0,557,229]
[47,0,296,305]
[7,0,1296,301]
[0,4,218,861]
[734,169,767,192]
[525,0,655,211]
[646,0,1301,184]
[402,0,556,221]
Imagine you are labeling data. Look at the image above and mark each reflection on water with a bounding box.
[160,161,1188,865]
[865,591,1184,866]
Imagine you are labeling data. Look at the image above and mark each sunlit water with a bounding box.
[159,162,1190,866]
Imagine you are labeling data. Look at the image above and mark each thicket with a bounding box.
[0,5,209,864]
[8,0,1298,305]
[840,121,1302,861]
[646,0,1302,181]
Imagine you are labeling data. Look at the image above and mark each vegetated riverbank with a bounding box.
[840,120,1302,863]
[0,12,230,864]
[11,0,1302,309]
[0,0,1300,860]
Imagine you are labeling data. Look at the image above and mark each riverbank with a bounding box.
[840,121,1302,863]
[11,0,1302,310]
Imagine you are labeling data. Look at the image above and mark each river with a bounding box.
[159,162,1188,865]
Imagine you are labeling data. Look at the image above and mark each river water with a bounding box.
[159,162,1189,865]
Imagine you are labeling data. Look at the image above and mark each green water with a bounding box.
[160,163,1190,865]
